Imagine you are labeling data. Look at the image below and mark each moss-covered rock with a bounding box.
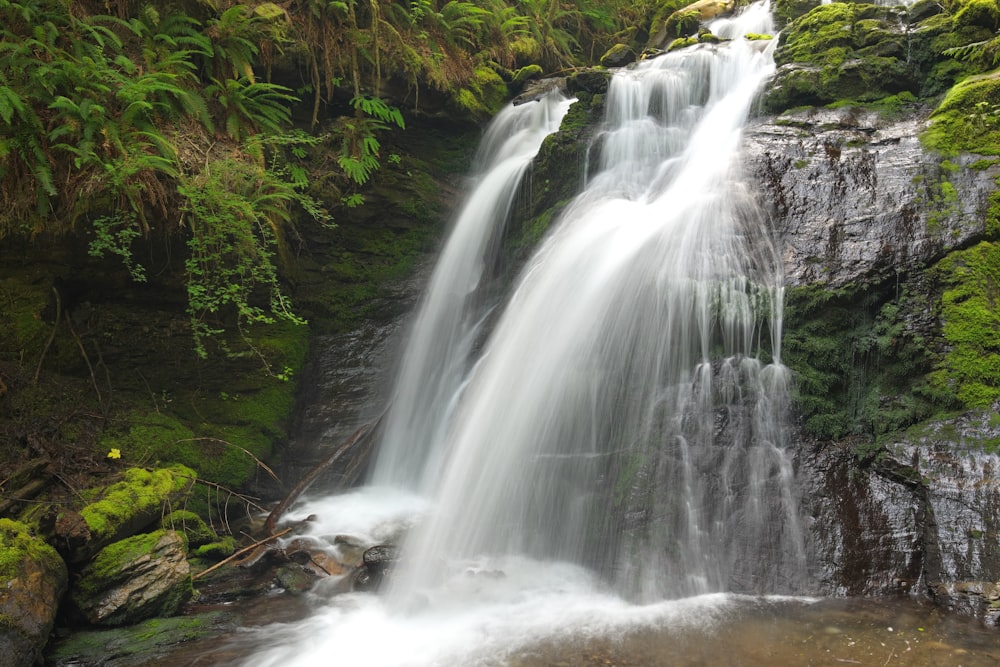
[0,519,67,667]
[773,0,821,29]
[923,69,1000,156]
[766,3,916,112]
[161,510,217,548]
[929,242,1000,407]
[453,65,509,120]
[647,0,701,49]
[782,282,948,440]
[71,529,193,626]
[600,43,637,68]
[66,465,196,564]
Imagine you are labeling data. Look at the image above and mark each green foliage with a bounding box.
[178,155,309,357]
[336,95,406,186]
[930,242,1000,407]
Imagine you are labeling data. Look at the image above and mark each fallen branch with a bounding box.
[264,412,384,536]
[192,526,292,581]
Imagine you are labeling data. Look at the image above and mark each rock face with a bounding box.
[800,413,1000,625]
[70,530,193,626]
[743,107,999,288]
[0,519,68,666]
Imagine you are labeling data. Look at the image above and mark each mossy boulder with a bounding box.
[70,530,193,626]
[600,43,637,68]
[923,69,1000,156]
[65,465,196,564]
[668,36,700,52]
[766,3,916,112]
[773,0,821,29]
[0,519,67,666]
[649,0,736,48]
[647,0,699,48]
[161,510,217,548]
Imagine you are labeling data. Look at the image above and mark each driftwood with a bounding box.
[263,413,384,536]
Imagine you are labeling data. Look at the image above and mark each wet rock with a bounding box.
[566,69,610,96]
[354,544,400,592]
[803,410,1000,623]
[71,529,193,626]
[744,107,999,288]
[512,77,567,106]
[0,519,68,666]
[333,534,368,568]
[600,44,637,68]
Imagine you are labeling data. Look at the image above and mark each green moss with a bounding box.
[0,518,64,581]
[772,0,821,28]
[922,70,1000,156]
[453,65,508,119]
[745,33,774,41]
[45,611,231,665]
[79,465,196,542]
[161,511,217,547]
[667,36,699,52]
[647,0,700,47]
[930,242,1000,407]
[783,283,949,440]
[193,536,235,560]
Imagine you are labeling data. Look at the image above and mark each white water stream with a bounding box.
[241,3,814,664]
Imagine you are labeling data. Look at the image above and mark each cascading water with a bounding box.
[371,93,574,489]
[242,3,811,665]
[393,0,804,602]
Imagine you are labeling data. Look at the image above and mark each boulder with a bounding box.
[70,530,193,626]
[61,465,196,565]
[354,544,399,592]
[0,519,68,666]
[600,43,637,68]
[648,0,736,48]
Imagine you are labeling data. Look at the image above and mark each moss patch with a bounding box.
[783,282,951,440]
[78,465,196,545]
[0,518,64,582]
[930,241,1000,407]
[922,69,1000,156]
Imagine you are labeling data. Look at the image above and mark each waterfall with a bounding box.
[371,93,573,489]
[243,3,809,664]
[393,0,804,602]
